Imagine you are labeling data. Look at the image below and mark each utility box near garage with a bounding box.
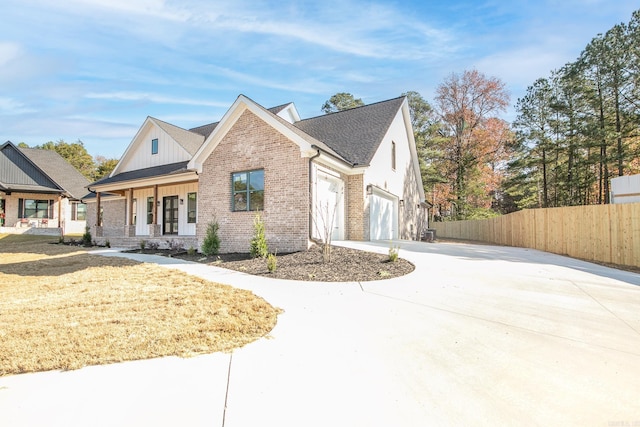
[611,174,640,204]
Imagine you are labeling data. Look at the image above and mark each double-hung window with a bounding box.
[232,169,264,211]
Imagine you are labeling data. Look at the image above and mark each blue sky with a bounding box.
[1,0,637,159]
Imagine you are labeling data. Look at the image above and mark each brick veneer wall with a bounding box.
[346,174,365,240]
[87,199,125,238]
[197,109,310,253]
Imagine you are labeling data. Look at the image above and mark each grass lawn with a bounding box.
[0,234,280,376]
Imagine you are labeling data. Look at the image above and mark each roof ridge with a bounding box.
[299,95,406,122]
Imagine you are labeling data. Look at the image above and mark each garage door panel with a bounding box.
[370,193,396,240]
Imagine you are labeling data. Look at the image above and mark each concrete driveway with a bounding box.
[1,240,639,426]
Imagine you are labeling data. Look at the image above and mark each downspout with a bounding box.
[308,148,321,241]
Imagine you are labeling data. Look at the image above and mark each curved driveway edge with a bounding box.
[1,241,639,426]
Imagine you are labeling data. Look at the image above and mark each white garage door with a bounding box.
[315,173,344,241]
[370,192,397,240]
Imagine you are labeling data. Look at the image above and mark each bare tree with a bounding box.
[311,199,338,263]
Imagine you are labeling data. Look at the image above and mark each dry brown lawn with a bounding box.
[0,234,280,376]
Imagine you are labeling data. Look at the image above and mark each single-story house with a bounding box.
[86,95,428,252]
[0,141,91,235]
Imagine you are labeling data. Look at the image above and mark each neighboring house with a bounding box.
[85,95,427,252]
[0,141,91,235]
[611,174,640,204]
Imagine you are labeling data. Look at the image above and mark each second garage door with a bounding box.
[369,191,397,240]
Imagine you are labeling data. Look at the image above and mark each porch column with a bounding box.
[95,191,103,237]
[57,195,63,232]
[125,188,135,237]
[149,185,161,237]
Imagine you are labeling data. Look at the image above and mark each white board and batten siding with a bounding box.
[131,182,198,236]
[363,108,412,240]
[611,174,640,204]
[119,124,192,173]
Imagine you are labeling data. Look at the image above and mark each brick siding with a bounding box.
[197,109,310,253]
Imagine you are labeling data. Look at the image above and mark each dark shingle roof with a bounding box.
[91,161,191,187]
[294,96,405,166]
[189,122,219,139]
[267,103,292,115]
[1,141,61,193]
[18,146,91,199]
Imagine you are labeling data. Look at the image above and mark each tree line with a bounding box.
[17,140,118,181]
[508,10,640,210]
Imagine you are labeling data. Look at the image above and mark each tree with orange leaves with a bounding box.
[429,69,513,219]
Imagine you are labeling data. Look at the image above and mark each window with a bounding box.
[391,141,396,170]
[187,192,197,223]
[151,138,158,155]
[132,199,137,225]
[147,197,154,224]
[232,169,264,211]
[71,202,87,221]
[19,198,52,218]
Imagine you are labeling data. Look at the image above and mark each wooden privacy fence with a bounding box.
[431,203,640,268]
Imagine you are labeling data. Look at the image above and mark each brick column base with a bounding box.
[124,225,136,237]
[149,224,162,237]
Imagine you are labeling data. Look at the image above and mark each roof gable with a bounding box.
[19,146,91,199]
[0,142,60,193]
[294,96,405,166]
[189,95,344,172]
[111,117,204,176]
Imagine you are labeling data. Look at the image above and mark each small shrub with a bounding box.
[58,236,65,244]
[378,270,391,278]
[249,214,268,258]
[105,240,111,248]
[147,241,159,250]
[166,239,183,252]
[187,246,196,256]
[81,226,92,246]
[202,221,221,256]
[388,245,400,262]
[267,251,277,273]
[140,240,147,250]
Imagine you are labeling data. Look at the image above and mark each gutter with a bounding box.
[308,148,321,240]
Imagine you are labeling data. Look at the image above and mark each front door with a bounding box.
[163,196,178,235]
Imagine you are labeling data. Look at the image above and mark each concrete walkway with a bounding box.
[1,241,639,426]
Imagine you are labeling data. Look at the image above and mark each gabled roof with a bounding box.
[0,141,90,199]
[19,147,91,199]
[294,96,406,166]
[150,117,205,156]
[189,95,348,172]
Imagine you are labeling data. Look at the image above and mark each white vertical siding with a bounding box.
[118,124,192,173]
[132,182,198,236]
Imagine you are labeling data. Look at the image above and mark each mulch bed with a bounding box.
[135,244,415,282]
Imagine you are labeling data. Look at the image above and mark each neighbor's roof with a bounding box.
[18,147,91,199]
[0,141,90,198]
[294,96,406,166]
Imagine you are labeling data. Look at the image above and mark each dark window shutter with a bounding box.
[18,198,23,218]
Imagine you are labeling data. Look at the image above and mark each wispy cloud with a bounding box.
[85,92,230,108]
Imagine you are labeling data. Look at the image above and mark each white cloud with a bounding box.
[0,97,36,114]
[85,92,230,108]
[0,42,21,67]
